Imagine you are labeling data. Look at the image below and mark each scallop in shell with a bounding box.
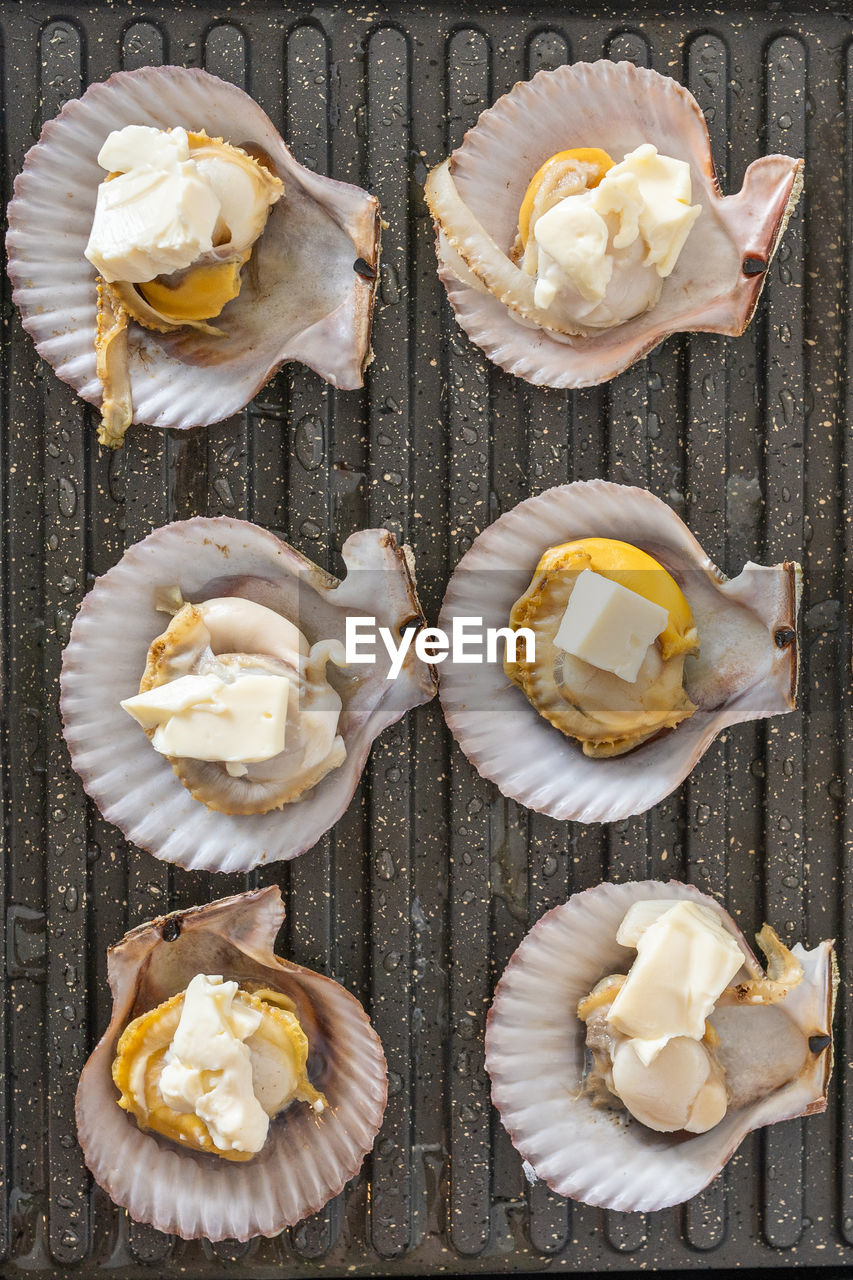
[129,596,349,815]
[504,537,701,757]
[425,60,802,388]
[60,517,436,873]
[438,480,798,822]
[6,66,380,440]
[76,886,388,1240]
[485,879,835,1212]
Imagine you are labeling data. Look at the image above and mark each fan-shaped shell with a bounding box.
[6,66,380,431]
[438,480,798,823]
[485,879,835,1213]
[427,60,802,388]
[76,886,388,1240]
[60,517,436,873]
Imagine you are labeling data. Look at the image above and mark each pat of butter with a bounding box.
[85,161,220,283]
[98,124,191,172]
[553,569,669,683]
[121,671,289,764]
[85,124,220,284]
[158,974,269,1154]
[534,197,611,307]
[531,143,701,317]
[607,901,744,1053]
[86,125,281,285]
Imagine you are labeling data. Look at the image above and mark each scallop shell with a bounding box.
[5,66,380,431]
[438,480,798,823]
[60,517,436,873]
[76,886,388,1240]
[427,60,802,388]
[485,879,835,1212]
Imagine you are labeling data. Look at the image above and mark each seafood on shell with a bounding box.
[504,536,701,757]
[425,59,802,388]
[60,517,436,873]
[6,65,380,443]
[438,480,799,823]
[485,880,836,1212]
[111,974,326,1162]
[127,594,349,816]
[92,131,284,324]
[76,887,388,1240]
[88,126,285,443]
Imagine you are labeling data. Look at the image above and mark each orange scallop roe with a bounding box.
[518,147,614,246]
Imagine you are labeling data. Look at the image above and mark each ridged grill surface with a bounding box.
[0,1,850,1275]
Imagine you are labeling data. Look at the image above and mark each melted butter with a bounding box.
[85,124,282,286]
[159,974,269,1154]
[608,144,698,275]
[526,143,701,326]
[112,974,326,1159]
[85,127,220,283]
[580,901,811,1135]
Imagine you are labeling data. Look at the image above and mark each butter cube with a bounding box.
[122,672,289,764]
[606,901,744,1053]
[553,569,669,682]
